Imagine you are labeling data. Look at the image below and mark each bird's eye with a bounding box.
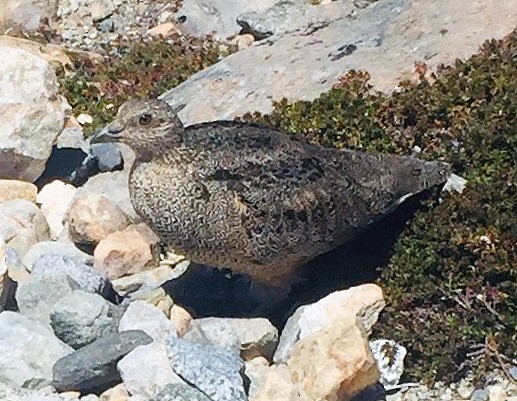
[139,113,152,125]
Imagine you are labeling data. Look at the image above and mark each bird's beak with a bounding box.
[89,122,124,144]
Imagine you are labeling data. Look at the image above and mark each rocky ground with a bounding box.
[1,0,516,401]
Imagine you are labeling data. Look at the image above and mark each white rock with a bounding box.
[119,300,178,343]
[0,311,73,389]
[370,339,407,389]
[77,171,137,219]
[67,193,129,248]
[0,44,69,182]
[37,180,77,239]
[76,113,93,125]
[185,317,278,361]
[118,343,184,399]
[0,179,37,202]
[0,200,51,257]
[274,284,385,363]
[0,0,58,30]
[442,173,468,194]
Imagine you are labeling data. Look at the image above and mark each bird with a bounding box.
[90,98,451,288]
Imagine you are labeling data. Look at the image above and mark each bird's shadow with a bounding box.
[162,190,436,328]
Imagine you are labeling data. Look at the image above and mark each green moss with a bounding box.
[245,31,517,384]
[59,35,230,136]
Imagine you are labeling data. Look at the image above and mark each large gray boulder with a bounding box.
[175,0,277,40]
[0,311,73,389]
[0,43,69,182]
[161,0,517,125]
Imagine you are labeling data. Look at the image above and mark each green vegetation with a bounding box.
[244,32,517,384]
[59,35,230,136]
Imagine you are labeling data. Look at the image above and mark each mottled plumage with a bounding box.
[91,99,451,287]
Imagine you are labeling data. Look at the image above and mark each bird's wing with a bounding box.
[186,124,369,262]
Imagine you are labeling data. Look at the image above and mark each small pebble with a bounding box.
[471,388,489,401]
[509,365,517,381]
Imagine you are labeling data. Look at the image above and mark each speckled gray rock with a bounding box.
[185,317,278,361]
[30,254,111,297]
[166,337,247,401]
[52,330,152,393]
[16,274,79,326]
[50,290,122,349]
[151,383,212,401]
[0,200,51,257]
[22,242,92,271]
[0,311,73,389]
[118,300,177,343]
[117,343,184,399]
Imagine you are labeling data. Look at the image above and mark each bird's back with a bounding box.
[129,120,450,287]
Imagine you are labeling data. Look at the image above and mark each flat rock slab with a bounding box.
[52,330,152,393]
[161,0,517,124]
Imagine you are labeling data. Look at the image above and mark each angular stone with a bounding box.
[52,331,152,393]
[169,304,193,337]
[185,317,278,361]
[0,43,69,182]
[0,200,51,257]
[30,253,112,297]
[37,180,77,239]
[77,171,137,219]
[274,284,384,363]
[118,300,177,343]
[370,339,406,389]
[99,383,129,401]
[50,290,122,349]
[94,224,160,281]
[151,383,211,401]
[90,143,124,172]
[16,273,79,326]
[288,319,380,401]
[243,357,270,400]
[0,180,37,202]
[22,241,92,270]
[166,337,247,401]
[0,311,73,389]
[0,0,58,31]
[118,343,184,399]
[251,363,310,401]
[68,193,129,249]
[111,265,178,297]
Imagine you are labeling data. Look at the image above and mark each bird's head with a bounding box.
[90,99,184,155]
